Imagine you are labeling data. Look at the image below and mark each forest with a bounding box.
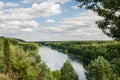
[0,0,119,80]
[0,37,120,80]
[0,37,78,80]
[42,41,120,80]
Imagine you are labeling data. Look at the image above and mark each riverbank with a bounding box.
[41,41,120,80]
[0,37,81,80]
[39,46,87,80]
[0,37,42,80]
[42,41,120,65]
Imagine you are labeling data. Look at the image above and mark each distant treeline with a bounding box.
[42,41,120,80]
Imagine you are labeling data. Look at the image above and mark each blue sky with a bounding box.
[0,0,111,41]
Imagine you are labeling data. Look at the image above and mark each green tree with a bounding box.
[10,46,41,80]
[3,38,11,77]
[86,56,116,80]
[60,60,79,80]
[39,62,56,80]
[52,70,61,80]
[76,0,120,40]
[112,58,120,79]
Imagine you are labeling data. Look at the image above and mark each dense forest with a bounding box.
[0,37,78,80]
[42,41,120,80]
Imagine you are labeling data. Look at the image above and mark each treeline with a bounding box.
[42,41,120,80]
[0,37,78,80]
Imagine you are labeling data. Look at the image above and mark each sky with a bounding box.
[0,0,112,41]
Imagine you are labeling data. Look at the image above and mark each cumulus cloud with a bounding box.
[20,28,33,32]
[4,2,19,7]
[0,1,19,8]
[0,0,62,40]
[0,20,39,36]
[71,5,79,9]
[0,0,111,41]
[22,0,70,4]
[34,10,111,41]
[3,2,61,20]
[59,10,103,28]
[46,19,55,23]
[0,1,4,9]
[0,20,38,28]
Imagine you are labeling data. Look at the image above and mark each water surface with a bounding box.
[39,46,87,80]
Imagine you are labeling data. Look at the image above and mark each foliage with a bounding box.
[43,41,120,80]
[0,37,46,80]
[112,58,120,78]
[0,37,81,80]
[60,60,79,80]
[43,41,120,65]
[10,46,41,80]
[86,56,116,80]
[76,0,120,40]
[40,62,56,80]
[3,39,11,77]
[52,70,61,80]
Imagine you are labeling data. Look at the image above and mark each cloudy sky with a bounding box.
[0,0,112,41]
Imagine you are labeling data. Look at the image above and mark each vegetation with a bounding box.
[60,60,78,80]
[0,37,78,80]
[42,41,120,80]
[76,0,120,40]
[86,56,116,80]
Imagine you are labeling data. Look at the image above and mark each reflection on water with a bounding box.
[39,46,87,80]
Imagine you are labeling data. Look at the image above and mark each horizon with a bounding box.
[0,0,112,41]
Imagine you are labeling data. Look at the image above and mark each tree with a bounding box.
[112,58,120,79]
[76,0,120,40]
[86,56,116,80]
[10,46,41,80]
[52,70,61,80]
[3,38,11,77]
[60,60,79,80]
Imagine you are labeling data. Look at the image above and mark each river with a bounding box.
[39,46,87,80]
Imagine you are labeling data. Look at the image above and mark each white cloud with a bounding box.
[0,20,39,31]
[32,10,111,41]
[0,1,4,9]
[0,0,111,41]
[46,19,55,23]
[58,10,103,30]
[20,28,32,32]
[22,0,45,4]
[51,0,70,4]
[3,2,61,20]
[22,0,70,4]
[71,5,79,9]
[0,0,62,41]
[0,1,19,8]
[4,2,19,7]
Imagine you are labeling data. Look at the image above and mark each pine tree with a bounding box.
[60,60,79,80]
[86,56,116,80]
[3,38,11,77]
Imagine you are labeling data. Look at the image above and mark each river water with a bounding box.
[39,46,87,80]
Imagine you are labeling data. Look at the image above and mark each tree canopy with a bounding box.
[76,0,120,40]
[86,56,116,80]
[60,60,79,80]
